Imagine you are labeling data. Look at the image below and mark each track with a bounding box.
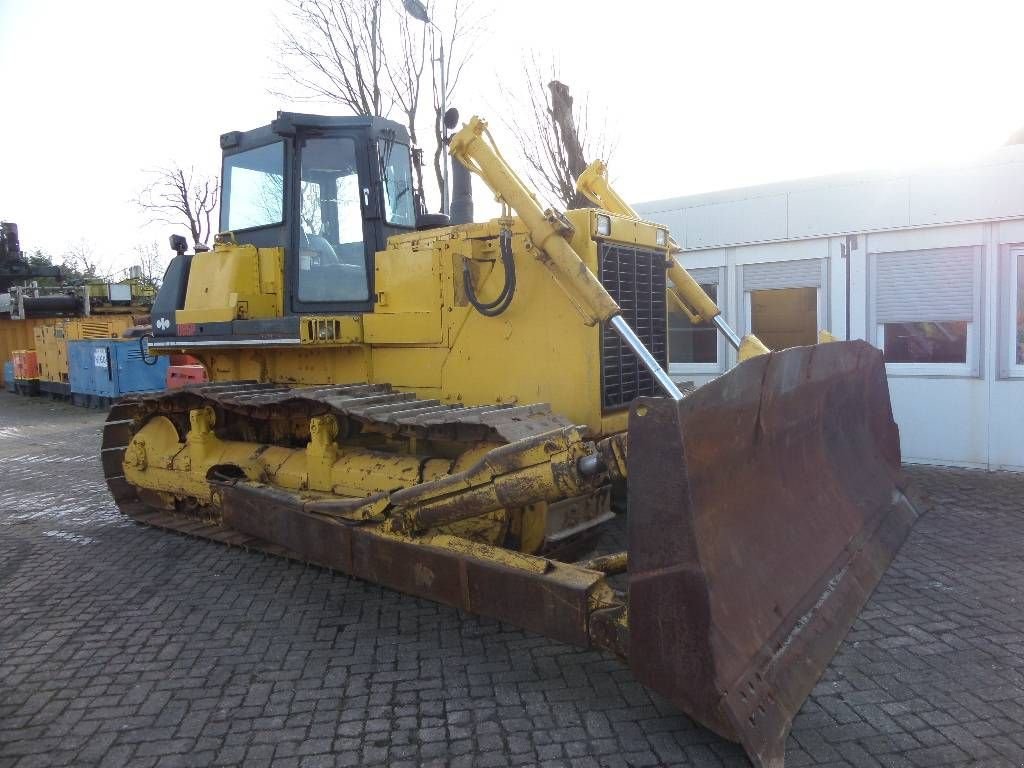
[100,381,573,561]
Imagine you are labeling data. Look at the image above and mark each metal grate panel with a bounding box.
[598,242,667,410]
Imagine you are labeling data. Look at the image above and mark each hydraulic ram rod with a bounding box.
[610,316,684,400]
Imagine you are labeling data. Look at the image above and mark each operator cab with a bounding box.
[218,111,418,313]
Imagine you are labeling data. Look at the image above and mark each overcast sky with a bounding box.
[2,0,1023,274]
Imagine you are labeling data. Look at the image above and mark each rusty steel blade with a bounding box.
[626,340,919,768]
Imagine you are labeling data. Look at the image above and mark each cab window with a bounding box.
[220,142,284,231]
[379,140,416,227]
[297,137,369,303]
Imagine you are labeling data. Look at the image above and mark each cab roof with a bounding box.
[220,111,409,152]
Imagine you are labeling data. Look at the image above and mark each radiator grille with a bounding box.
[598,242,668,409]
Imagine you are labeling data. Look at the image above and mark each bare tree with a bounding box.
[132,241,168,292]
[137,166,219,248]
[275,0,389,117]
[505,59,614,210]
[384,1,428,195]
[61,240,101,280]
[273,0,483,210]
[426,0,483,210]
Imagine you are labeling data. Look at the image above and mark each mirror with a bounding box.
[443,107,460,131]
[169,234,188,256]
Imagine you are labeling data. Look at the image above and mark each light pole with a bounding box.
[402,0,448,216]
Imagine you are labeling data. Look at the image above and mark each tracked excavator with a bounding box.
[102,112,919,767]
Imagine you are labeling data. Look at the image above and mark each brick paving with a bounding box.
[1,391,1024,767]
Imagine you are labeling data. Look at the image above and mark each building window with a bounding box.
[750,286,818,351]
[669,283,718,364]
[882,321,968,363]
[872,247,979,375]
[1017,253,1024,366]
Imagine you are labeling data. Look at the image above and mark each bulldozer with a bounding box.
[102,111,919,767]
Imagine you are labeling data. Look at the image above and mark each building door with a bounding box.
[740,259,824,351]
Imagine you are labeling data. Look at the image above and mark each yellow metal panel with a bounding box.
[33,325,69,384]
[178,244,283,323]
[371,347,446,389]
[438,232,604,429]
[364,242,442,343]
[258,248,284,298]
[363,313,442,344]
[73,315,135,340]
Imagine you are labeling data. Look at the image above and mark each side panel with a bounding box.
[177,245,284,324]
[363,241,442,344]
[114,342,170,394]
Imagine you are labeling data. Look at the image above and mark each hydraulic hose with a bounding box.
[139,333,159,366]
[464,228,516,317]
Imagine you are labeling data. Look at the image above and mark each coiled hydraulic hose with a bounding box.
[139,333,159,366]
[464,227,516,317]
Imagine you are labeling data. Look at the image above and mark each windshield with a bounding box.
[220,142,284,231]
[379,140,416,227]
[297,136,369,303]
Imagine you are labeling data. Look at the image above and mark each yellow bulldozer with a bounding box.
[102,111,919,767]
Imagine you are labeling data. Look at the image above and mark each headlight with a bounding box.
[595,214,611,237]
[656,229,668,246]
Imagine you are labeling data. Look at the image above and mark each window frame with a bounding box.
[667,275,726,376]
[869,246,982,378]
[1008,247,1024,378]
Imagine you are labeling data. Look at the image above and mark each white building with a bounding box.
[635,145,1024,471]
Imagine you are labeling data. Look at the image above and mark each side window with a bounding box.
[379,141,416,228]
[1016,252,1024,367]
[1007,249,1024,375]
[871,247,979,374]
[882,321,967,364]
[297,137,369,303]
[220,142,285,231]
[669,282,719,364]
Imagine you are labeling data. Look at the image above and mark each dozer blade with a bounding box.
[625,340,918,768]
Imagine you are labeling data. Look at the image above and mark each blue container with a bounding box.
[3,361,14,392]
[68,339,169,398]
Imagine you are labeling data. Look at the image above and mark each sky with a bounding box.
[2,0,1024,275]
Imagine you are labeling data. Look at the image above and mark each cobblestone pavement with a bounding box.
[2,391,1024,768]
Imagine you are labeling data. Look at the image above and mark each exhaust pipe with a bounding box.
[449,156,474,225]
